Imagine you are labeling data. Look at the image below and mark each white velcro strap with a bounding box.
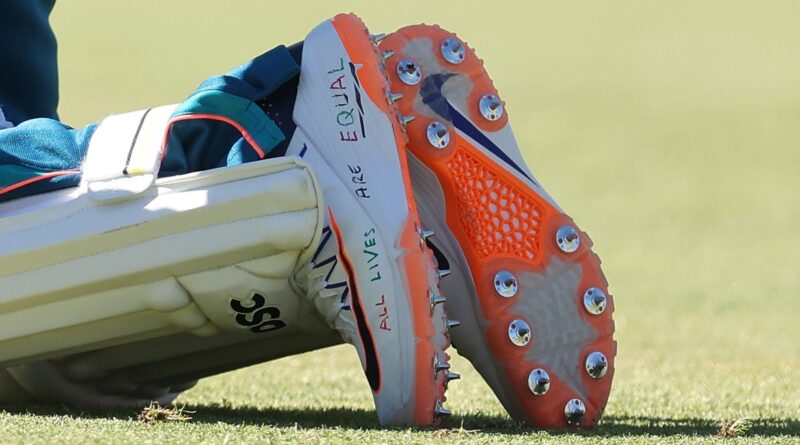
[81,104,178,202]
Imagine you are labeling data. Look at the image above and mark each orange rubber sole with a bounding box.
[380,24,615,428]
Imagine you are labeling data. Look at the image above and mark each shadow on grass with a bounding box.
[2,403,798,437]
[578,415,799,438]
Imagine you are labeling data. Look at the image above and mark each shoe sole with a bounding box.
[380,24,615,428]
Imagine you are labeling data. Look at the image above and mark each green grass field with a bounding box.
[2,1,798,443]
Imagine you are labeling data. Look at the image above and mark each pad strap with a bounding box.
[81,104,178,202]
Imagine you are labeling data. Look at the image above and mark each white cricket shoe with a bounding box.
[286,14,453,427]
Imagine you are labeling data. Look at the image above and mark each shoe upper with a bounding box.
[285,14,452,427]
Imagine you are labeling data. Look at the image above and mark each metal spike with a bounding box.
[371,33,387,44]
[434,356,450,373]
[528,368,551,395]
[555,225,581,253]
[446,319,461,329]
[430,292,446,309]
[399,114,415,125]
[493,270,518,298]
[438,269,451,279]
[381,50,395,61]
[387,92,403,104]
[564,399,586,425]
[426,121,451,148]
[583,287,607,315]
[479,94,504,121]
[441,37,466,64]
[585,351,609,379]
[396,59,422,86]
[446,371,461,382]
[435,402,452,417]
[507,319,532,346]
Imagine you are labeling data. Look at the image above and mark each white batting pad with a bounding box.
[0,156,323,367]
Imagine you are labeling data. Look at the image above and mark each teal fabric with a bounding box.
[160,45,299,176]
[160,90,286,177]
[0,43,302,202]
[0,119,93,200]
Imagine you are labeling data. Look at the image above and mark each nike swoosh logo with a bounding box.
[446,101,536,184]
[420,73,536,185]
[328,208,382,393]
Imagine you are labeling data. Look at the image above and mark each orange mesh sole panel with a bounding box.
[448,148,544,261]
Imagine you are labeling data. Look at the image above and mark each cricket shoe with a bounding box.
[284,14,454,426]
[378,25,616,428]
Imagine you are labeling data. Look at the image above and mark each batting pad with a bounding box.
[0,154,323,367]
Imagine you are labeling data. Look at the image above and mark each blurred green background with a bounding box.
[16,1,800,443]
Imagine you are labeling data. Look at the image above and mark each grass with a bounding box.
[2,1,798,443]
